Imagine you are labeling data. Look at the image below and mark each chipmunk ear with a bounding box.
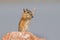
[23,8,26,13]
[23,8,30,13]
[26,8,29,11]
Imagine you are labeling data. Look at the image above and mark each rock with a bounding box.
[2,32,46,40]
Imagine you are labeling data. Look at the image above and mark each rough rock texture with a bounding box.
[2,32,46,40]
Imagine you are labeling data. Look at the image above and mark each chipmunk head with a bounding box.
[22,8,33,20]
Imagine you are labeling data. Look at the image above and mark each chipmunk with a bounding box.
[18,8,34,32]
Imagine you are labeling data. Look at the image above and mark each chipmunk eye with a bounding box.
[27,12,29,13]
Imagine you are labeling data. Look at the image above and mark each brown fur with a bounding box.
[18,9,33,32]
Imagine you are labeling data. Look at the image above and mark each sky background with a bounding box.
[0,0,60,40]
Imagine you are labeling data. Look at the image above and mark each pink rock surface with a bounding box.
[2,32,46,40]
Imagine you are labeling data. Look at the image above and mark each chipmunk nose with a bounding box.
[32,16,34,18]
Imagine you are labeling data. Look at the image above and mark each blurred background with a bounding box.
[0,0,60,40]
